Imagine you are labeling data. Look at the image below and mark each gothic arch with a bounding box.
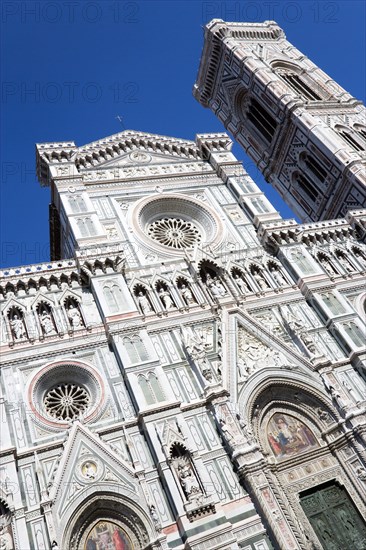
[62,492,155,550]
[240,375,337,436]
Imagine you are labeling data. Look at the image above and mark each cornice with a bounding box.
[36,130,233,187]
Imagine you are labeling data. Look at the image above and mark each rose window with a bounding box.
[44,384,90,421]
[147,218,201,249]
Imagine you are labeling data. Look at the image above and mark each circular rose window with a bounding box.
[28,360,105,429]
[44,383,90,421]
[147,217,201,249]
[130,193,225,255]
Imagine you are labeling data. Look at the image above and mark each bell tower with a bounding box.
[194,19,366,222]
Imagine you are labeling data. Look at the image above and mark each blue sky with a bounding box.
[1,0,365,268]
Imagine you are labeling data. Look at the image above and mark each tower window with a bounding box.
[358,128,366,142]
[303,155,327,183]
[338,129,365,152]
[281,73,322,101]
[247,98,277,143]
[295,174,319,203]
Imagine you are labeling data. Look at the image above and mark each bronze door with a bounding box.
[300,482,366,550]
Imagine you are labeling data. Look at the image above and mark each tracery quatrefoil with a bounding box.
[147,218,201,249]
[44,384,90,421]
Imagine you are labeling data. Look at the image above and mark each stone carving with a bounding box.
[218,414,246,448]
[335,251,354,272]
[39,307,56,336]
[251,267,270,290]
[269,264,288,286]
[279,307,322,359]
[356,466,366,482]
[319,254,338,276]
[0,517,13,550]
[205,273,227,298]
[329,386,348,411]
[179,283,196,305]
[353,247,366,268]
[67,304,83,329]
[182,329,213,382]
[232,272,249,294]
[158,287,175,310]
[149,504,162,532]
[237,326,282,381]
[9,312,26,340]
[316,408,332,424]
[177,460,201,501]
[137,290,153,314]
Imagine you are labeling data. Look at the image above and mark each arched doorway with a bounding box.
[66,494,152,549]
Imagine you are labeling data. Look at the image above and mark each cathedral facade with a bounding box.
[1,22,366,550]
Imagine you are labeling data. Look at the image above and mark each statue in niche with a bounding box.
[335,252,354,272]
[319,255,338,276]
[232,272,249,294]
[269,265,287,286]
[219,416,245,447]
[137,290,153,314]
[67,304,83,329]
[9,312,26,340]
[251,268,270,290]
[353,248,366,268]
[39,307,55,335]
[205,273,227,298]
[177,460,201,500]
[179,283,195,305]
[158,287,175,310]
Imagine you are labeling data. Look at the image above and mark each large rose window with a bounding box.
[130,193,225,255]
[44,383,90,421]
[147,217,201,249]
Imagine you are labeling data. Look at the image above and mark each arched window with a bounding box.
[294,173,319,203]
[336,128,365,152]
[85,217,96,236]
[69,195,87,213]
[356,127,366,142]
[247,98,277,143]
[124,335,149,364]
[280,72,322,101]
[251,197,270,213]
[103,283,125,313]
[322,293,345,315]
[344,322,365,348]
[138,372,165,405]
[302,153,327,183]
[148,372,165,401]
[76,217,97,237]
[77,218,88,237]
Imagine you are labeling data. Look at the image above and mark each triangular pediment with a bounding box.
[49,422,138,521]
[221,308,317,400]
